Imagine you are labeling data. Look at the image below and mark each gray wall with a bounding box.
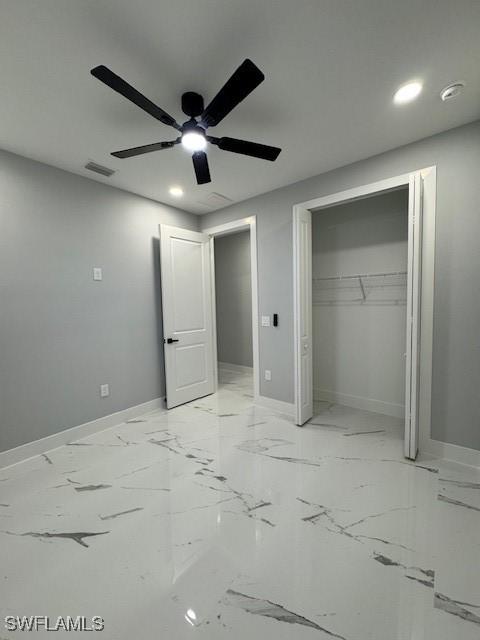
[312,190,408,416]
[200,120,480,451]
[214,231,252,367]
[0,149,198,452]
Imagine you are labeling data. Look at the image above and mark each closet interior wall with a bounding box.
[312,188,409,418]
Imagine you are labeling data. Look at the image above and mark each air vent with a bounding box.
[197,192,233,208]
[206,192,232,206]
[84,161,115,177]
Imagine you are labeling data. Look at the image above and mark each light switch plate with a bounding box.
[93,267,102,281]
[100,383,109,397]
[261,315,270,327]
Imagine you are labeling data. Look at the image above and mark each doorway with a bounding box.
[204,216,260,402]
[293,168,436,459]
[213,229,254,398]
[311,188,409,444]
[159,217,259,411]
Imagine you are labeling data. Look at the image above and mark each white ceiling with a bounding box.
[1,0,479,214]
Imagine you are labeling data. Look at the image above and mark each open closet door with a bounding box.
[293,206,313,425]
[404,173,423,459]
[159,225,215,408]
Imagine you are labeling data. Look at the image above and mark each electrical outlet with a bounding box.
[264,370,271,381]
[100,383,109,398]
[261,315,271,327]
[93,267,103,281]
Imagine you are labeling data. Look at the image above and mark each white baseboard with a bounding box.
[314,388,404,419]
[423,437,480,470]
[255,394,295,418]
[218,361,254,373]
[0,397,165,470]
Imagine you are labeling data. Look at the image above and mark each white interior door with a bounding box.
[159,225,215,408]
[293,206,313,425]
[404,173,423,459]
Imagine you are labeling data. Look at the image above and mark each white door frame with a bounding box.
[293,167,436,457]
[203,216,260,401]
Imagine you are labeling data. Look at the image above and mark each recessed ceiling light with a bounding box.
[440,82,465,102]
[393,81,423,105]
[169,186,184,197]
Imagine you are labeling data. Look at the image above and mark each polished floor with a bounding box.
[1,366,479,639]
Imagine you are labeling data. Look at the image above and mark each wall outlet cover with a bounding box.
[100,383,109,397]
[93,267,103,281]
[261,315,271,327]
[264,370,272,381]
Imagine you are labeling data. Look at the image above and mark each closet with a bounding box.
[312,188,409,419]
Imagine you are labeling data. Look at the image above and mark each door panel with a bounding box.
[294,206,313,425]
[171,238,205,331]
[160,225,215,408]
[404,173,423,459]
[175,344,207,389]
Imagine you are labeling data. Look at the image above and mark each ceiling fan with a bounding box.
[91,59,281,185]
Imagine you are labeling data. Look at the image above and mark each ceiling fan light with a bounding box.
[182,131,207,152]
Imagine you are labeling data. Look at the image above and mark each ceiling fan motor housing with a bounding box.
[181,91,204,117]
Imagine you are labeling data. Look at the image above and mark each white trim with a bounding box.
[255,395,295,417]
[218,361,253,373]
[298,173,412,212]
[314,389,404,419]
[202,217,252,237]
[425,438,480,470]
[404,172,423,458]
[203,216,260,402]
[417,166,436,457]
[209,235,219,392]
[293,167,437,460]
[0,397,165,470]
[293,205,313,425]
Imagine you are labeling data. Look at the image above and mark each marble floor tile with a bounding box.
[0,366,479,638]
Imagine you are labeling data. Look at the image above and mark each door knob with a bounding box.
[166,338,179,344]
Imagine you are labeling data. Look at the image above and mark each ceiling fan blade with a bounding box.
[211,136,281,161]
[111,139,180,159]
[200,59,264,128]
[192,152,211,184]
[91,65,181,131]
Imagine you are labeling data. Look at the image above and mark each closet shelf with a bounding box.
[313,271,407,306]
